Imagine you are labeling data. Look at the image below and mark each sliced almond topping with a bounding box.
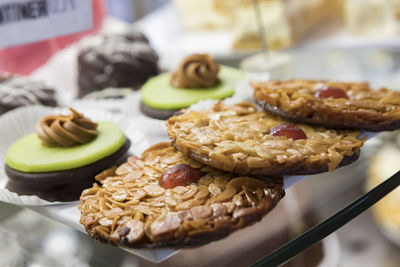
[191,206,213,220]
[144,185,166,197]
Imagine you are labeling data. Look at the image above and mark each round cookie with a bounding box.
[5,109,131,202]
[79,142,284,248]
[140,54,244,120]
[253,79,400,131]
[77,30,159,98]
[0,74,57,115]
[167,102,365,176]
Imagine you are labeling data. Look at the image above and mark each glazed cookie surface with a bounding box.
[79,142,284,248]
[167,102,365,176]
[253,79,400,131]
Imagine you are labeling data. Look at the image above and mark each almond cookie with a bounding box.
[79,142,284,248]
[167,102,365,176]
[253,79,400,131]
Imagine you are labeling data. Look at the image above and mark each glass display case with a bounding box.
[1,1,400,266]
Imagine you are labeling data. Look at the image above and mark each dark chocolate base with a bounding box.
[256,100,400,132]
[172,141,360,177]
[5,139,131,202]
[281,151,360,176]
[140,101,181,120]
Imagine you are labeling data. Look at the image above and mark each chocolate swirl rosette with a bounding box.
[4,108,131,202]
[36,108,98,147]
[170,54,220,88]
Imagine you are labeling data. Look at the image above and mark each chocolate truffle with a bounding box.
[0,74,57,115]
[77,30,159,98]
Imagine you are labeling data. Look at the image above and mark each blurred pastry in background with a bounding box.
[232,0,343,51]
[173,0,343,51]
[174,0,399,51]
[173,0,241,30]
[0,74,58,115]
[232,0,292,50]
[77,29,159,98]
[367,136,400,244]
[174,0,343,50]
[343,0,397,36]
[140,54,243,120]
[395,0,400,20]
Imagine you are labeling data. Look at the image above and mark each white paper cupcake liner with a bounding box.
[69,88,140,114]
[0,105,167,206]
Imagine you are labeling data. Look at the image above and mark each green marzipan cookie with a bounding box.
[6,121,125,173]
[141,66,244,110]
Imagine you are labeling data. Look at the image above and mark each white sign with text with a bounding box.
[0,0,92,47]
